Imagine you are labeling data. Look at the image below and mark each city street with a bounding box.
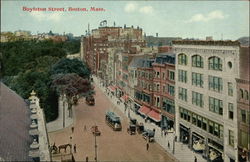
[48,83,177,162]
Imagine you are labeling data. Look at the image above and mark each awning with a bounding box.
[120,95,129,102]
[147,110,161,122]
[138,106,151,116]
[108,86,116,92]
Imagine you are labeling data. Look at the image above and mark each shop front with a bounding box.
[180,124,190,144]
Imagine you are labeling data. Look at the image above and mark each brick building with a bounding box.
[80,24,146,77]
[236,46,250,162]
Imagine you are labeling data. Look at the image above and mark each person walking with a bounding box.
[73,144,76,153]
[146,142,149,151]
[71,126,74,133]
[84,125,87,131]
[168,141,170,149]
[86,156,88,162]
[194,156,197,162]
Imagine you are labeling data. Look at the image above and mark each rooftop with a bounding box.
[0,83,32,161]
[173,40,240,46]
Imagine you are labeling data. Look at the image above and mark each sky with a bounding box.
[1,1,249,40]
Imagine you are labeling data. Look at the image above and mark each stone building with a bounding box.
[0,83,51,161]
[173,40,241,162]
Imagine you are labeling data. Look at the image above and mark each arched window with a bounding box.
[208,56,222,71]
[178,53,187,65]
[245,90,249,100]
[240,89,244,99]
[192,55,203,68]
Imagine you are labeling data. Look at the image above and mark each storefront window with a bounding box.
[187,112,191,122]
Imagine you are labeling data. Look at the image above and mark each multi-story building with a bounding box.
[173,40,241,162]
[236,46,250,162]
[134,58,155,119]
[80,24,146,76]
[152,53,175,130]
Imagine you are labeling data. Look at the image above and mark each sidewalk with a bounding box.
[93,76,206,162]
[46,96,74,132]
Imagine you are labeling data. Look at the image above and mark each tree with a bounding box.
[52,73,94,117]
[50,58,90,78]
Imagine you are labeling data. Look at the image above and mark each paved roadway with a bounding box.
[48,84,177,162]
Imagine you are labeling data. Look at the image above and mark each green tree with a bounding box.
[50,58,90,78]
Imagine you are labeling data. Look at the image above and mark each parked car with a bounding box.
[127,124,136,135]
[136,122,144,134]
[142,129,155,142]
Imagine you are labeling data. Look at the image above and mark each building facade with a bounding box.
[236,46,250,162]
[173,40,241,162]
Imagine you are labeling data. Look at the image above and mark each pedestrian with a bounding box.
[86,156,88,162]
[84,125,87,131]
[194,156,197,162]
[146,142,149,151]
[168,141,170,149]
[74,144,76,153]
[71,126,74,133]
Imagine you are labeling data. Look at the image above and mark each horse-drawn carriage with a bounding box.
[91,125,101,136]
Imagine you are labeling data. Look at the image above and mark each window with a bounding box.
[180,107,184,118]
[239,130,248,148]
[178,70,187,83]
[157,71,160,78]
[240,89,244,99]
[168,84,175,96]
[228,82,233,96]
[245,90,249,100]
[162,72,165,79]
[241,110,246,123]
[169,71,175,81]
[192,113,197,125]
[209,97,223,115]
[229,130,234,147]
[202,118,207,131]
[157,84,160,91]
[209,76,223,92]
[178,53,187,65]
[209,56,222,71]
[197,116,202,128]
[228,103,234,120]
[192,55,203,68]
[192,91,204,107]
[209,121,214,134]
[179,87,187,101]
[192,73,203,87]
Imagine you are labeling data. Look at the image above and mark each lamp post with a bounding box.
[173,132,175,154]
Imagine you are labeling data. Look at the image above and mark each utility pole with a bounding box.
[94,124,97,162]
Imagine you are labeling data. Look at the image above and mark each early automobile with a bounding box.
[86,95,95,106]
[130,118,137,125]
[142,129,155,142]
[136,122,144,134]
[127,124,136,135]
[91,126,101,136]
[105,111,122,131]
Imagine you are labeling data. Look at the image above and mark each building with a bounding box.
[80,24,146,76]
[0,83,51,161]
[173,40,241,162]
[152,53,175,130]
[236,46,250,162]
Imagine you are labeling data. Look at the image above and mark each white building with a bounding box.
[173,40,241,162]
